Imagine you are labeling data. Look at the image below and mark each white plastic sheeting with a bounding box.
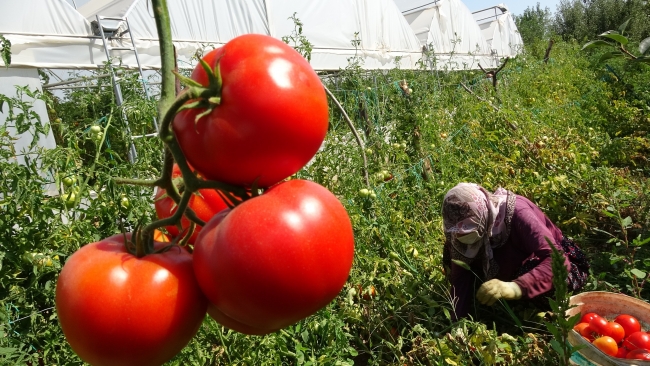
[0,68,58,195]
[0,0,103,69]
[472,4,523,58]
[78,0,425,70]
[1,0,425,71]
[400,0,499,69]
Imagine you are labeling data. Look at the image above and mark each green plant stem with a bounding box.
[142,189,194,245]
[112,177,159,187]
[620,46,638,59]
[323,84,370,187]
[151,0,176,119]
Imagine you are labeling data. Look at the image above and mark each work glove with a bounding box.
[476,279,522,306]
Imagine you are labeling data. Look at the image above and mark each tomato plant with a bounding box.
[193,179,354,331]
[593,336,618,356]
[55,234,208,366]
[173,34,329,187]
[154,164,229,243]
[615,314,641,337]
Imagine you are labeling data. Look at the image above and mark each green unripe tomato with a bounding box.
[359,188,370,198]
[63,192,76,209]
[364,148,373,155]
[369,192,377,199]
[90,125,101,134]
[93,132,104,142]
[120,196,130,209]
[62,176,75,187]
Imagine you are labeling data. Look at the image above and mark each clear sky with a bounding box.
[68,0,559,19]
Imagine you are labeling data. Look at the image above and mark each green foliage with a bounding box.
[555,0,650,42]
[1,38,649,365]
[281,13,313,62]
[543,239,583,365]
[0,35,10,68]
[514,3,553,45]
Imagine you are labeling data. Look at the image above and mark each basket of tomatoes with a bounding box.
[566,291,650,366]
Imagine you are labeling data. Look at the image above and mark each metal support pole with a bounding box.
[96,15,138,163]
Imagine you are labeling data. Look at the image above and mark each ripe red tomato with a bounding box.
[606,322,626,344]
[624,332,650,351]
[580,324,596,342]
[154,164,229,243]
[574,322,590,334]
[207,303,275,336]
[589,317,610,336]
[626,348,650,360]
[56,234,208,366]
[581,312,601,324]
[615,314,641,338]
[616,347,628,358]
[593,336,618,356]
[173,34,329,188]
[193,179,354,331]
[153,229,170,242]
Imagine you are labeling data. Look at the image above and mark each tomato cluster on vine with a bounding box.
[574,312,650,360]
[55,34,355,365]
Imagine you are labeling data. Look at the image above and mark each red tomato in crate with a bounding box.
[614,314,641,337]
[606,322,626,343]
[580,324,596,342]
[624,332,650,351]
[193,179,354,331]
[580,312,601,324]
[626,348,650,360]
[589,317,610,336]
[574,322,590,334]
[173,34,329,188]
[616,347,628,358]
[593,336,618,357]
[55,234,207,366]
[154,164,229,243]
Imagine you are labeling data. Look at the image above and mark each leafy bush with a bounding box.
[554,0,650,42]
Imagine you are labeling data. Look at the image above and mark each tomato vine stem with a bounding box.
[115,0,253,249]
[323,84,370,187]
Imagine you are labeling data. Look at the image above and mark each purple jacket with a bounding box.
[447,195,571,319]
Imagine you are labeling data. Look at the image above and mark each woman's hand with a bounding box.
[476,279,522,305]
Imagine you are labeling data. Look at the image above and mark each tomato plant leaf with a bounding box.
[617,18,631,35]
[632,235,650,246]
[599,33,628,45]
[550,339,565,357]
[451,259,470,271]
[621,216,633,228]
[630,268,646,279]
[640,37,650,55]
[581,40,611,51]
[598,51,625,63]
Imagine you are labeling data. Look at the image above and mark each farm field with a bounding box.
[1,9,650,366]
